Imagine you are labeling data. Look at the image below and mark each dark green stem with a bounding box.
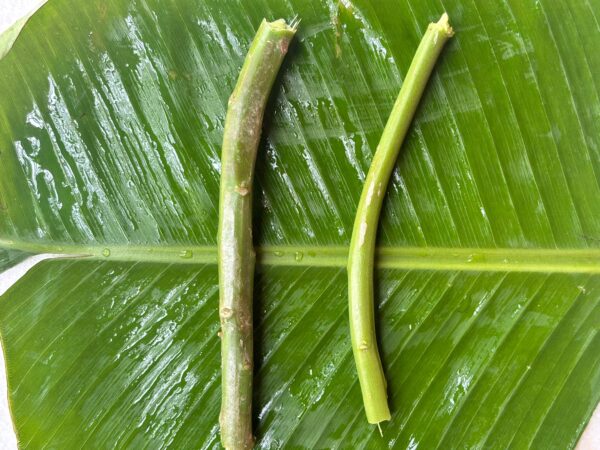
[218,18,296,450]
[347,13,453,425]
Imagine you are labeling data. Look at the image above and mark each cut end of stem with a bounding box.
[367,408,391,425]
[432,12,454,38]
[268,16,301,33]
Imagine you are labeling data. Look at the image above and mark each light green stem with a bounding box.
[347,13,454,425]
[218,18,296,450]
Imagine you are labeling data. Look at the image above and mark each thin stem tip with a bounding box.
[434,12,454,37]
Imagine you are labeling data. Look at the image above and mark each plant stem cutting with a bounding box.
[347,12,454,426]
[218,18,297,449]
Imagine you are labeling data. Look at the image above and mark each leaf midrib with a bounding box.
[0,239,598,273]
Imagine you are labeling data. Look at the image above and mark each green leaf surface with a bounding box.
[2,261,599,449]
[0,249,30,272]
[0,0,599,448]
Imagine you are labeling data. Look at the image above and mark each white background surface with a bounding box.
[0,1,598,449]
[1,1,31,30]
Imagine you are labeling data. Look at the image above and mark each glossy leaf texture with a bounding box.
[2,261,599,449]
[0,0,599,448]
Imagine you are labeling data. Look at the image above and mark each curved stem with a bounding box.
[218,18,297,450]
[347,13,454,425]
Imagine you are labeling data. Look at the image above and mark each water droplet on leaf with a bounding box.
[179,249,193,259]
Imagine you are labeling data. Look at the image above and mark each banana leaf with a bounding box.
[0,250,30,272]
[0,0,599,448]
